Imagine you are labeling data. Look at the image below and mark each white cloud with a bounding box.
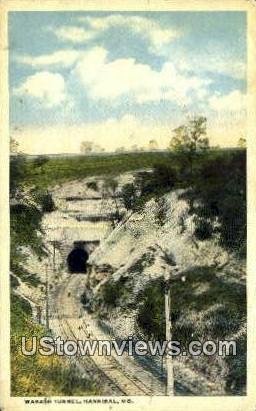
[50,15,180,52]
[205,58,246,81]
[14,50,81,68]
[13,71,67,107]
[51,25,95,43]
[208,90,246,112]
[177,52,246,81]
[81,14,180,51]
[73,47,209,106]
[12,46,210,108]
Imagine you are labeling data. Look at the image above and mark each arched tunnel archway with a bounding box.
[67,245,89,273]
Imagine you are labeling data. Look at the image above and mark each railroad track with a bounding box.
[50,273,155,395]
[55,316,125,395]
[64,317,154,395]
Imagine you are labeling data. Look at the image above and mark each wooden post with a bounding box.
[45,264,49,331]
[53,241,56,272]
[164,268,174,396]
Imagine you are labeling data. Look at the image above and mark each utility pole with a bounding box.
[37,305,42,324]
[49,240,57,272]
[53,241,56,272]
[45,264,49,331]
[164,267,174,396]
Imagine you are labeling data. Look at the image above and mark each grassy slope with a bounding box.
[22,149,240,188]
[11,293,99,396]
[137,267,246,394]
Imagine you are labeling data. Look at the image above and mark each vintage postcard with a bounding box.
[0,0,256,410]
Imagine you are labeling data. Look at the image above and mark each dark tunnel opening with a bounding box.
[67,246,89,273]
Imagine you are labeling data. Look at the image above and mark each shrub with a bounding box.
[33,155,49,168]
[39,192,56,213]
[80,291,88,305]
[137,278,165,341]
[194,218,213,240]
[155,197,168,226]
[128,252,155,274]
[182,151,246,256]
[225,332,246,394]
[10,154,27,196]
[152,163,177,190]
[101,277,129,307]
[10,203,44,254]
[121,183,137,210]
[136,164,177,197]
[86,181,98,191]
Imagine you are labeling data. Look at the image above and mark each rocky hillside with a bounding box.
[85,187,246,395]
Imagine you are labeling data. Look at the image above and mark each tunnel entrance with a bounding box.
[67,242,89,273]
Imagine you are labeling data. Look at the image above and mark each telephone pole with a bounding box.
[52,241,56,272]
[164,267,174,396]
[45,264,49,331]
[49,240,57,272]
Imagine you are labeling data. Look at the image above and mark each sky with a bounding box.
[9,11,247,154]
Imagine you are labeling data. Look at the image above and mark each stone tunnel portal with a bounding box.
[67,241,89,273]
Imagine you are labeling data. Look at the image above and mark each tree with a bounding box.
[80,141,94,154]
[148,139,159,151]
[10,138,20,154]
[115,146,125,153]
[10,154,26,197]
[102,177,121,226]
[170,116,209,177]
[38,191,56,213]
[94,144,104,153]
[237,137,246,148]
[33,155,49,168]
[131,144,139,152]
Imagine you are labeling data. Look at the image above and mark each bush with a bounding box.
[10,203,44,254]
[10,154,27,196]
[101,277,129,307]
[33,155,49,168]
[39,192,56,213]
[121,183,137,210]
[155,197,168,226]
[194,218,213,240]
[130,164,178,211]
[182,151,246,256]
[136,164,177,197]
[86,181,98,191]
[137,278,165,341]
[225,332,246,394]
[102,281,118,306]
[152,163,177,190]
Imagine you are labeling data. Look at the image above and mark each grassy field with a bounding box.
[16,148,242,188]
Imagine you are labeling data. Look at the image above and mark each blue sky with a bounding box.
[9,11,247,153]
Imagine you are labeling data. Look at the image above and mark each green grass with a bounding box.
[128,252,155,274]
[20,149,242,189]
[138,266,246,340]
[137,267,246,394]
[23,152,170,188]
[11,293,99,396]
[101,276,132,308]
